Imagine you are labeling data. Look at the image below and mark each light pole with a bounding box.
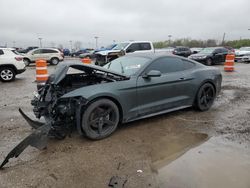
[94,36,99,49]
[168,35,172,46]
[69,40,72,52]
[38,37,42,47]
[13,41,16,47]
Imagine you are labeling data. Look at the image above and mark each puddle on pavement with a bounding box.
[156,137,250,188]
[150,132,208,171]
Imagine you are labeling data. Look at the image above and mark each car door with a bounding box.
[136,57,194,116]
[213,49,223,64]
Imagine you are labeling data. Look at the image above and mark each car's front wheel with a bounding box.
[195,83,216,111]
[50,58,59,65]
[82,99,119,140]
[0,67,16,82]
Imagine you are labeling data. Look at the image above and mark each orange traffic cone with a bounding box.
[224,54,235,72]
[81,57,91,64]
[36,59,48,90]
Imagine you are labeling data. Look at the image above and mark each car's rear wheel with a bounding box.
[50,58,59,65]
[195,83,215,111]
[82,99,119,140]
[0,67,16,82]
[205,58,213,66]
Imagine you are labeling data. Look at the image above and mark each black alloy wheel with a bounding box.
[196,83,216,111]
[82,99,119,140]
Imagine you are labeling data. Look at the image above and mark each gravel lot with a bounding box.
[0,60,250,188]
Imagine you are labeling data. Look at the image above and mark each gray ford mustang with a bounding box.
[0,53,222,168]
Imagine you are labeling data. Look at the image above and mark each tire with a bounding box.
[50,57,59,65]
[205,58,213,66]
[195,83,216,111]
[0,67,16,82]
[23,58,31,66]
[82,99,119,140]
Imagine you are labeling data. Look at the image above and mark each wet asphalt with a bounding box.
[0,60,250,188]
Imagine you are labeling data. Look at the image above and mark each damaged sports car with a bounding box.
[0,53,222,168]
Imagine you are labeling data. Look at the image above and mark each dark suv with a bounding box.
[172,46,192,57]
[188,47,228,65]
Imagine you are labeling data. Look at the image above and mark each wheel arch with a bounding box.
[0,64,18,73]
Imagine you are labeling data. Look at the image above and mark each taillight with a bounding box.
[15,57,23,61]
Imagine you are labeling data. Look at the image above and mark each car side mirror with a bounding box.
[143,70,161,78]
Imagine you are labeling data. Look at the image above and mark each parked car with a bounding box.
[70,49,93,57]
[0,48,26,81]
[63,48,70,56]
[235,47,250,62]
[23,48,64,65]
[188,47,228,65]
[172,46,192,57]
[32,53,221,140]
[17,46,39,54]
[93,41,154,65]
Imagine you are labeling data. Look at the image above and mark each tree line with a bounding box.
[153,39,250,49]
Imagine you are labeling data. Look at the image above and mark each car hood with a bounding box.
[49,60,129,85]
[95,50,121,56]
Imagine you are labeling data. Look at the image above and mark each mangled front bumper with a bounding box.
[0,109,51,169]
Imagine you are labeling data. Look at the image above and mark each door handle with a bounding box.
[179,77,186,80]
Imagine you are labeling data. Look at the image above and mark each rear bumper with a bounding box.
[16,68,26,74]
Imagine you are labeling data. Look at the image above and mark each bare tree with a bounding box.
[74,41,82,51]
[57,44,63,50]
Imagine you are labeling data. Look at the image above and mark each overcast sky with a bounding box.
[0,0,249,48]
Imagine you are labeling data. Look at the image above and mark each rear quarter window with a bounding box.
[0,50,4,55]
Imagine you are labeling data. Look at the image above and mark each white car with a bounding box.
[23,48,64,66]
[235,47,250,62]
[0,48,26,82]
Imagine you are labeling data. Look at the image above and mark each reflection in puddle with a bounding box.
[156,137,250,188]
[150,132,208,171]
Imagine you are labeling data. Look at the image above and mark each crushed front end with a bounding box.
[0,62,127,169]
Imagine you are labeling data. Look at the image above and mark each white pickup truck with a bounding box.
[94,41,154,65]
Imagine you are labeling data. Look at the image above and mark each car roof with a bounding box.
[30,48,60,52]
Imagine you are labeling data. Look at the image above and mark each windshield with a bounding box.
[104,56,150,75]
[240,47,250,51]
[112,43,129,50]
[198,48,216,54]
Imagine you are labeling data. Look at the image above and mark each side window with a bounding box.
[0,50,4,55]
[140,43,151,50]
[214,49,221,54]
[33,50,41,54]
[42,49,57,53]
[182,59,195,70]
[144,57,184,74]
[126,43,140,53]
[221,48,228,53]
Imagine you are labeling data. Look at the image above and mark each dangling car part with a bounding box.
[0,54,222,169]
